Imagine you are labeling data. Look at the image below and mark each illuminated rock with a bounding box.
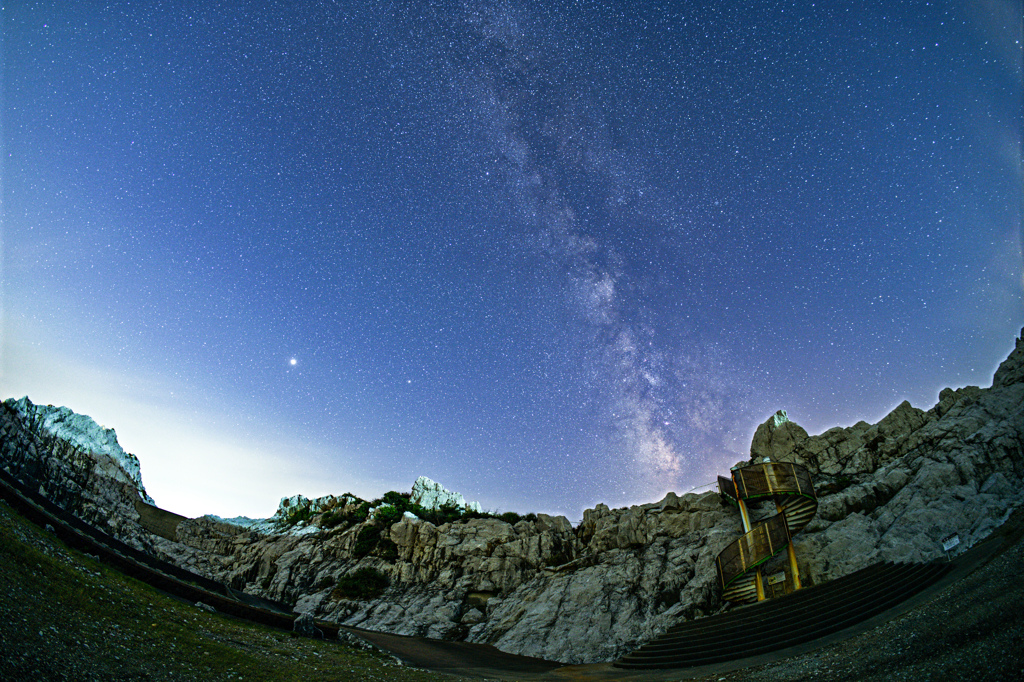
[410,475,483,514]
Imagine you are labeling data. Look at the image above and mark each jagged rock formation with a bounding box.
[2,397,152,504]
[409,475,483,513]
[1,329,1022,664]
[0,397,155,546]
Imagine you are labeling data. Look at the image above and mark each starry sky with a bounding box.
[2,1,1021,520]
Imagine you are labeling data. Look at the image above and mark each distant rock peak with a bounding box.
[5,396,153,503]
[410,475,482,513]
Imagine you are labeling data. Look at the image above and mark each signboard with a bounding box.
[941,533,960,552]
[767,572,786,585]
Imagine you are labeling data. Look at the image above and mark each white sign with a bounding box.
[941,533,960,552]
[767,572,786,585]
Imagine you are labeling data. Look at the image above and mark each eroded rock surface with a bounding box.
[410,476,483,513]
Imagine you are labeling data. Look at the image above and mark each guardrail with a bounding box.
[0,465,323,629]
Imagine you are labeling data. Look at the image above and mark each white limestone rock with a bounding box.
[6,396,153,503]
[410,476,482,514]
[2,328,1022,667]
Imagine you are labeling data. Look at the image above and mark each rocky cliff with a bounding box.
[1,329,1022,664]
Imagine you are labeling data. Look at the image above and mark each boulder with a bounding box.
[293,612,323,638]
[750,410,810,464]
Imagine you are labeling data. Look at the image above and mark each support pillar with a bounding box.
[777,501,802,591]
[737,495,766,602]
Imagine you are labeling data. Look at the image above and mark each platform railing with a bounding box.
[716,461,817,602]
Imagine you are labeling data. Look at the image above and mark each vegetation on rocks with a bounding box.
[4,328,1020,668]
[316,489,540,534]
[277,503,314,528]
[330,568,391,601]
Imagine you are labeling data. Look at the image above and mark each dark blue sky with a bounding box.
[3,1,1021,519]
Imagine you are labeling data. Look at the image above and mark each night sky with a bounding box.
[3,1,1021,520]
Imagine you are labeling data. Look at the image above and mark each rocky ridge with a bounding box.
[1,329,1022,664]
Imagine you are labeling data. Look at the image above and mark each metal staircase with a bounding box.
[716,461,817,602]
[614,460,955,670]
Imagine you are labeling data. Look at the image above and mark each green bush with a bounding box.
[353,501,372,521]
[278,504,313,528]
[544,548,572,566]
[417,503,465,526]
[381,491,409,506]
[317,488,548,536]
[314,575,337,590]
[331,568,390,601]
[377,538,399,561]
[353,525,382,558]
[320,511,347,529]
[375,505,403,526]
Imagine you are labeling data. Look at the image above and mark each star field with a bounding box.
[2,1,1021,519]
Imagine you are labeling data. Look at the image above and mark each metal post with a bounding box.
[737,496,753,533]
[777,500,802,591]
[736,477,765,602]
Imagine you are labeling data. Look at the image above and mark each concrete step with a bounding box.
[665,561,894,638]
[615,560,951,669]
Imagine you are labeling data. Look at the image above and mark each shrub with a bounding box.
[374,505,403,526]
[278,504,313,528]
[656,588,680,609]
[331,568,390,601]
[381,491,409,506]
[353,525,382,558]
[320,511,347,529]
[314,575,336,590]
[353,501,372,521]
[498,511,522,524]
[544,548,572,567]
[417,503,464,526]
[376,538,399,561]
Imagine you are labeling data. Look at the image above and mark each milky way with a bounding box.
[385,2,770,495]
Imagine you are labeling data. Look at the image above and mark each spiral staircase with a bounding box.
[614,460,955,671]
[716,460,818,603]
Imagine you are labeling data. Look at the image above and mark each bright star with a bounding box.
[289,358,297,366]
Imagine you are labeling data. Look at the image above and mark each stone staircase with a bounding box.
[614,559,952,670]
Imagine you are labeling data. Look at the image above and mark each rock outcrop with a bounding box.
[1,328,1022,664]
[410,475,482,513]
[0,397,155,546]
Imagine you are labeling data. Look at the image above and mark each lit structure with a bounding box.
[716,461,818,602]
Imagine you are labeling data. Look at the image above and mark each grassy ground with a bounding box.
[0,499,455,682]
